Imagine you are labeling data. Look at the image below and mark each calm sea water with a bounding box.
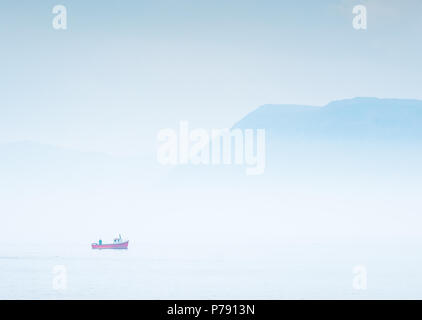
[1,240,422,299]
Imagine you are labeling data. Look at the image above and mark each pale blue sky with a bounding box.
[1,0,421,155]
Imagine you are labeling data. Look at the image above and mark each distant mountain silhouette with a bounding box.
[234,98,422,142]
[170,98,422,182]
[229,98,422,180]
[2,98,422,185]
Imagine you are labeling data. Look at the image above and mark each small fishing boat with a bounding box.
[91,234,129,249]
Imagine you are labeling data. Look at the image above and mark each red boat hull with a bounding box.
[91,241,129,249]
